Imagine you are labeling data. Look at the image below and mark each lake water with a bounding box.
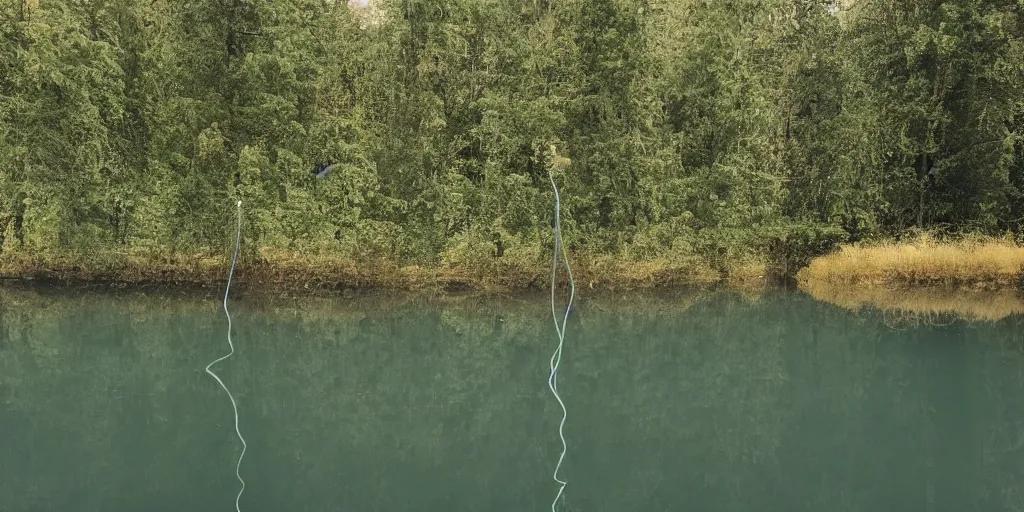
[2,287,1024,511]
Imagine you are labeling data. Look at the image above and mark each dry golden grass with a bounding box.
[0,247,764,295]
[572,255,721,291]
[797,236,1024,288]
[798,235,1024,322]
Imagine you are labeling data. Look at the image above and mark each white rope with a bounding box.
[547,168,575,512]
[205,200,247,512]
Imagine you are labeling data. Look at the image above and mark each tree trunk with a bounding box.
[918,153,928,229]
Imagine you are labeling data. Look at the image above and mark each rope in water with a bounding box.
[205,200,247,512]
[547,168,575,512]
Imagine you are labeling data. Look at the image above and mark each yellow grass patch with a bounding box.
[798,236,1024,322]
[797,237,1024,288]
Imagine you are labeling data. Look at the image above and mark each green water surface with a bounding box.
[1,288,1023,511]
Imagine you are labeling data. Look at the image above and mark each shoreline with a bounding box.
[795,237,1024,322]
[5,238,1024,301]
[796,237,1024,290]
[0,250,768,297]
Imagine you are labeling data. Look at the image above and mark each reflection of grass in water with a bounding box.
[0,286,724,328]
[801,281,1024,322]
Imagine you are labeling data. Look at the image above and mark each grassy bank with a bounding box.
[797,236,1024,289]
[0,248,767,295]
[797,235,1024,322]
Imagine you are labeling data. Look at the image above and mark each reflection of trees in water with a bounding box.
[0,291,226,510]
[567,291,915,511]
[1,288,1024,511]
[973,316,1024,512]
[567,293,791,511]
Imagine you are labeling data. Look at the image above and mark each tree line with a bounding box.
[1,0,1022,277]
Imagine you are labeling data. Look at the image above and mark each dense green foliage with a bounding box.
[1,0,1023,277]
